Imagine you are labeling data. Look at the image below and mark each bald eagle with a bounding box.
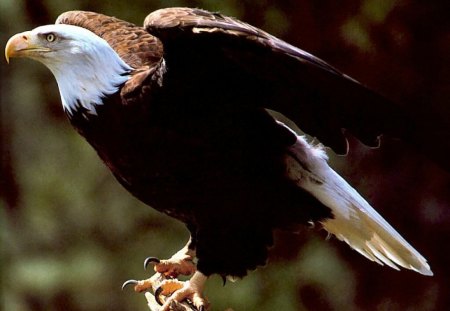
[6,8,435,310]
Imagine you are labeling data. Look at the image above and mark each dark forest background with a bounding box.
[1,0,450,310]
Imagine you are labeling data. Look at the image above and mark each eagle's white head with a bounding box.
[5,24,132,115]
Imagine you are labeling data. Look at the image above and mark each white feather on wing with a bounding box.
[280,122,432,276]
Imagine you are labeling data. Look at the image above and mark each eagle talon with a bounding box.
[154,286,164,306]
[144,256,161,270]
[121,277,157,293]
[121,279,138,290]
[159,272,208,311]
[148,253,197,278]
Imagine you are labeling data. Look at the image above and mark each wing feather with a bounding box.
[283,127,432,275]
[143,8,407,154]
[143,7,449,170]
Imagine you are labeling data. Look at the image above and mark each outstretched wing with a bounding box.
[144,7,449,168]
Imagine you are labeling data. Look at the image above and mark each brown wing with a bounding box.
[143,7,449,169]
[144,7,344,77]
[56,11,163,100]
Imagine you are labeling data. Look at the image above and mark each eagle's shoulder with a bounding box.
[57,11,162,69]
[57,11,165,105]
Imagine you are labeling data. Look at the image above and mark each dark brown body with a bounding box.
[68,65,331,276]
[56,8,448,277]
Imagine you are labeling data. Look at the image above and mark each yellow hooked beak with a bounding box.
[5,31,51,63]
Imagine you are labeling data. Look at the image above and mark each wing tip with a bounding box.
[322,221,433,277]
[412,264,433,276]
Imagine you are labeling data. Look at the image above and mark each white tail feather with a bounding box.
[284,131,433,276]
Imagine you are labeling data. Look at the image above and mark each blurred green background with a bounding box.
[1,0,450,310]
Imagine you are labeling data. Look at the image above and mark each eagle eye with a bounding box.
[45,33,56,42]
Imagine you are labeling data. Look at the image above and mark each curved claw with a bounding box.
[154,286,164,306]
[122,279,139,290]
[144,256,161,270]
[153,280,185,306]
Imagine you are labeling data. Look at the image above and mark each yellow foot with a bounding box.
[157,272,209,311]
[122,271,209,311]
[122,272,164,293]
[144,251,196,278]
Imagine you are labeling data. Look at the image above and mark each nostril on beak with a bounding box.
[22,35,28,41]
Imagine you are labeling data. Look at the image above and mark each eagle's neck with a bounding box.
[47,43,132,116]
